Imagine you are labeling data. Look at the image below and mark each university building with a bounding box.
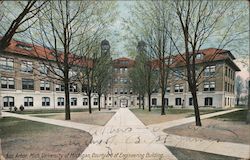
[0,39,240,110]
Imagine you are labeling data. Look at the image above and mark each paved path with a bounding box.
[2,108,249,159]
[147,108,242,130]
[77,108,177,160]
[2,112,101,135]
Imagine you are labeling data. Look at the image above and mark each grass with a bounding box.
[0,117,63,138]
[7,108,97,114]
[131,108,224,115]
[167,146,240,160]
[212,109,247,122]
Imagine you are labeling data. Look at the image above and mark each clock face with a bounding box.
[102,45,110,50]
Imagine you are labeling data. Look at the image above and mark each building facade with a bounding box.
[0,39,240,110]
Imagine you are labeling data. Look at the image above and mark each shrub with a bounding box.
[14,106,18,112]
[168,105,173,108]
[9,106,13,112]
[19,105,24,111]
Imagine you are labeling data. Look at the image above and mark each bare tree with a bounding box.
[28,1,116,119]
[165,0,248,126]
[0,1,47,50]
[235,76,244,106]
[124,1,176,114]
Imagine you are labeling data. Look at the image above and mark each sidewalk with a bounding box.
[77,108,177,160]
[147,108,242,130]
[2,111,101,135]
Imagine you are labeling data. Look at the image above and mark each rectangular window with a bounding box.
[39,64,48,75]
[1,77,15,89]
[71,98,77,106]
[175,84,183,92]
[56,84,65,91]
[3,96,14,107]
[42,97,50,106]
[225,66,228,76]
[175,98,182,106]
[40,81,50,90]
[22,79,34,90]
[205,97,213,106]
[94,98,98,105]
[164,98,168,106]
[189,98,193,106]
[120,88,123,94]
[166,86,170,93]
[70,84,78,92]
[24,97,33,107]
[83,98,88,105]
[204,65,216,77]
[0,57,14,71]
[21,61,33,73]
[57,97,64,106]
[114,88,118,94]
[203,82,215,91]
[152,98,157,105]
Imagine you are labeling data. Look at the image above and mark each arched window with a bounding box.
[42,97,50,106]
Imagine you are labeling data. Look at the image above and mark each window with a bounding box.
[175,84,183,92]
[189,98,193,106]
[70,84,78,92]
[94,98,98,105]
[120,68,123,73]
[56,84,65,91]
[55,68,64,77]
[3,96,14,107]
[39,64,48,75]
[130,89,133,94]
[1,77,15,89]
[109,97,111,100]
[205,97,213,106]
[152,98,157,105]
[24,97,33,107]
[58,97,64,106]
[204,65,215,77]
[114,88,118,94]
[71,98,77,106]
[83,98,88,105]
[21,61,33,73]
[114,68,118,73]
[22,79,34,90]
[0,57,14,71]
[42,97,50,106]
[224,82,227,91]
[166,86,170,93]
[164,98,168,106]
[203,82,215,91]
[175,98,182,106]
[225,66,228,76]
[16,44,32,50]
[40,81,50,90]
[120,88,123,94]
[124,89,128,94]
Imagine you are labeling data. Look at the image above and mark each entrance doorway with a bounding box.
[120,99,128,108]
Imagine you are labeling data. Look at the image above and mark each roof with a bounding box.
[2,38,93,67]
[151,48,240,71]
[113,57,135,68]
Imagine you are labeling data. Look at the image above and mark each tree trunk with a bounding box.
[191,91,202,126]
[142,95,145,110]
[98,94,101,111]
[246,80,250,124]
[161,92,166,115]
[88,93,92,114]
[64,81,71,120]
[148,93,151,112]
[236,97,239,106]
[139,95,141,109]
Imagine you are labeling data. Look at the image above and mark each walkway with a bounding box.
[77,108,177,160]
[2,108,249,159]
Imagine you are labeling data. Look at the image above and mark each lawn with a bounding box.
[167,146,240,160]
[0,117,92,160]
[212,109,248,121]
[7,108,97,114]
[164,109,250,144]
[130,108,225,125]
[33,111,116,126]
